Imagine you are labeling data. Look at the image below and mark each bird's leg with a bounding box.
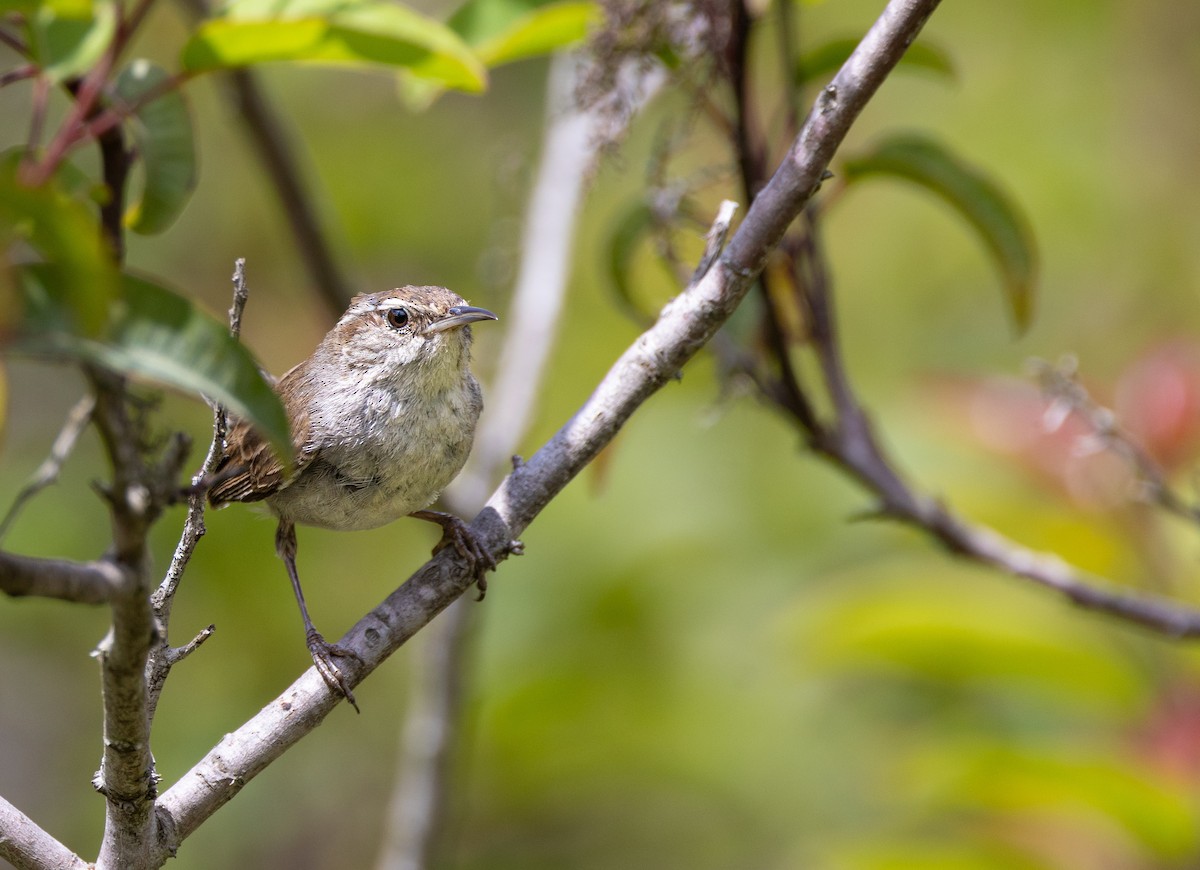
[275,519,362,712]
[409,510,498,599]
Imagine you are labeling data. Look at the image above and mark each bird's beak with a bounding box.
[427,305,499,333]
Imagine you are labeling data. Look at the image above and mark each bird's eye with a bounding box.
[385,307,410,329]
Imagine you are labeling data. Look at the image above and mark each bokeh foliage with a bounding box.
[4,1,1200,868]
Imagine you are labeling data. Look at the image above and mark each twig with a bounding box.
[720,5,1200,648]
[689,199,738,288]
[147,259,250,721]
[1033,356,1200,523]
[0,394,95,543]
[0,26,28,56]
[227,257,250,340]
[227,70,352,317]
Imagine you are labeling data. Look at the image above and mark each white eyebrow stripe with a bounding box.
[339,297,404,324]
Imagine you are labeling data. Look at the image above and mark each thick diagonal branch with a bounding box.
[150,1,945,860]
[0,795,88,870]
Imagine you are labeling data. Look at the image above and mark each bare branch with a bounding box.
[918,511,1200,637]
[148,259,250,721]
[0,794,88,870]
[0,395,94,544]
[85,368,160,870]
[726,35,1200,644]
[227,257,250,341]
[1033,356,1200,523]
[0,550,124,603]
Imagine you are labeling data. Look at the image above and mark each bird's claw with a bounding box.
[305,629,362,713]
[414,510,522,601]
[430,516,497,598]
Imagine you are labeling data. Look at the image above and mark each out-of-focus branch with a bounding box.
[0,550,125,603]
[720,2,1200,643]
[0,395,94,544]
[175,0,352,318]
[377,51,663,870]
[376,597,476,870]
[1034,356,1200,524]
[150,4,944,858]
[223,69,352,317]
[0,794,88,870]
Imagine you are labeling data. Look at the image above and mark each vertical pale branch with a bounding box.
[375,51,663,870]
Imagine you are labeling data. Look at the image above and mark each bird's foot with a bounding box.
[305,629,362,713]
[414,510,520,600]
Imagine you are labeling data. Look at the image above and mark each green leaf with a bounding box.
[796,37,955,88]
[794,567,1147,712]
[0,0,38,15]
[395,0,594,107]
[605,201,657,324]
[112,60,197,235]
[949,748,1199,860]
[842,134,1037,331]
[181,0,486,92]
[0,164,116,336]
[449,0,598,66]
[15,266,290,454]
[32,0,117,83]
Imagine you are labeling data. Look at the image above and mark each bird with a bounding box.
[207,286,498,709]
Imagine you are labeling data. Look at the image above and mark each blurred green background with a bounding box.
[5,1,1200,868]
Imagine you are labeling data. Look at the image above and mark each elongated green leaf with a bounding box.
[842,134,1037,331]
[181,1,486,92]
[32,0,117,83]
[796,37,954,88]
[113,60,197,235]
[952,749,1198,859]
[0,165,116,336]
[606,201,657,324]
[795,569,1147,712]
[450,0,597,66]
[397,0,594,109]
[15,266,290,453]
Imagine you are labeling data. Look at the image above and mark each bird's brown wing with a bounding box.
[207,363,315,507]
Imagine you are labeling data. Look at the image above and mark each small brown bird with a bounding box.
[208,287,498,708]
